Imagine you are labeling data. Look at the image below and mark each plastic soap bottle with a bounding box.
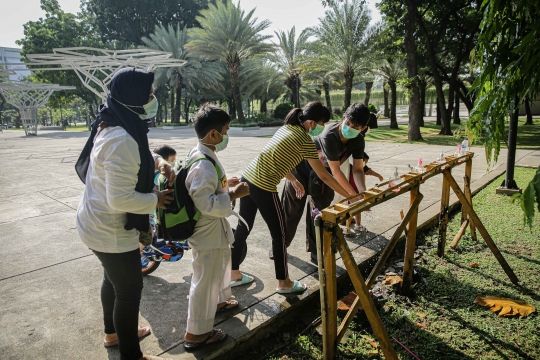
[415,158,425,173]
[388,166,400,188]
[437,150,446,164]
[461,138,469,154]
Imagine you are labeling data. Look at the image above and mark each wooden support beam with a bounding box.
[450,219,469,249]
[335,229,399,360]
[437,168,452,257]
[465,159,477,240]
[322,224,337,359]
[443,171,519,284]
[402,186,420,295]
[366,192,424,288]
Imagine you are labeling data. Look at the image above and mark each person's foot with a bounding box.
[104,326,151,347]
[276,279,308,294]
[184,328,225,344]
[216,299,239,313]
[140,355,172,360]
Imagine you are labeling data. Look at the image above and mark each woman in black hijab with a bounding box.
[76,68,173,360]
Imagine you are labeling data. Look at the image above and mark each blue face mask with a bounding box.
[341,123,361,139]
[308,124,325,137]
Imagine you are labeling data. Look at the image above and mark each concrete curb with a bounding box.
[164,166,507,359]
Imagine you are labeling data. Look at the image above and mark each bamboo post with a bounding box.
[465,158,477,240]
[335,229,399,360]
[401,186,420,295]
[322,224,337,359]
[437,167,452,257]
[450,219,469,248]
[443,171,519,284]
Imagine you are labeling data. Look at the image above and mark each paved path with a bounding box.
[0,127,537,359]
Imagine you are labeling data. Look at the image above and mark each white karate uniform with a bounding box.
[184,143,234,335]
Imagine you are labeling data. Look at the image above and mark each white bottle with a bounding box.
[415,158,425,173]
[437,151,445,164]
[389,166,400,188]
[461,138,469,153]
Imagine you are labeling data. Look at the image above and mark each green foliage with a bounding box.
[273,102,294,119]
[469,0,540,226]
[82,0,208,47]
[513,167,540,228]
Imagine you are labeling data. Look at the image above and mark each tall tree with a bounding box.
[186,0,273,123]
[379,58,406,129]
[81,0,208,47]
[269,27,310,106]
[141,23,224,124]
[311,0,376,109]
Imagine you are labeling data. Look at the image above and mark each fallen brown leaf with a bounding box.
[369,341,378,348]
[415,322,426,329]
[382,275,402,286]
[474,296,536,318]
[470,263,480,268]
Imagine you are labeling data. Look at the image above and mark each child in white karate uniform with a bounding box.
[183,104,249,351]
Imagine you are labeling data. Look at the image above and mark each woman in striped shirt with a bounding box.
[230,102,354,293]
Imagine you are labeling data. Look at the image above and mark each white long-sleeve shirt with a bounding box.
[185,143,233,251]
[76,126,158,253]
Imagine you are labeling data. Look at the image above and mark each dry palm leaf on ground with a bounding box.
[474,296,536,318]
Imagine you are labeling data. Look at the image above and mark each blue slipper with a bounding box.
[230,273,254,287]
[276,280,307,294]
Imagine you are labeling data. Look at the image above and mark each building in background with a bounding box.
[0,47,31,81]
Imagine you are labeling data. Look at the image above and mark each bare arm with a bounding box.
[328,160,358,195]
[351,158,366,194]
[307,158,351,198]
[285,172,305,199]
[366,168,384,181]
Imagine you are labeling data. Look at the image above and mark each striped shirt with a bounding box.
[243,125,319,192]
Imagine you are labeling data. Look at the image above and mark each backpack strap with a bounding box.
[185,152,223,194]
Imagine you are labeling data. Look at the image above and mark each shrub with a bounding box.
[368,103,379,114]
[273,102,294,119]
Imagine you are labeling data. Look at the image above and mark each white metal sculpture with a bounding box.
[25,47,186,101]
[0,82,75,136]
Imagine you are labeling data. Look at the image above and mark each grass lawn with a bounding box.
[367,118,540,150]
[260,167,540,360]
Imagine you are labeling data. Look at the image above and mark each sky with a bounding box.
[0,0,381,50]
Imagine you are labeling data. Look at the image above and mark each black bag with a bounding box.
[155,153,221,241]
[308,169,325,198]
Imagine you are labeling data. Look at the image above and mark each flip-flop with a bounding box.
[103,326,151,347]
[276,280,308,294]
[183,329,227,351]
[230,273,254,288]
[216,299,239,313]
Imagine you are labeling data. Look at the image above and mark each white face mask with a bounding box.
[111,95,159,120]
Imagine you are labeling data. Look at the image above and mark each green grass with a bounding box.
[366,118,540,150]
[65,125,90,132]
[259,167,540,360]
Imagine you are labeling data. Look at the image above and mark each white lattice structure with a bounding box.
[25,47,186,101]
[0,83,75,135]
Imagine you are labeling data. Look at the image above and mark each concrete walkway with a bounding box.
[0,127,538,360]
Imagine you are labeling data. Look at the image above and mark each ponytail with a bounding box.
[284,108,304,126]
[283,101,331,127]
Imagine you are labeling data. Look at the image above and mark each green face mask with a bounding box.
[308,124,325,137]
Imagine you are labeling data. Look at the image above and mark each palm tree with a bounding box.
[186,0,273,123]
[268,26,310,106]
[142,23,224,124]
[379,58,406,129]
[310,0,377,109]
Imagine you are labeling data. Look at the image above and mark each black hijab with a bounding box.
[75,67,156,232]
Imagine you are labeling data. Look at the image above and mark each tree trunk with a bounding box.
[228,95,237,120]
[436,96,442,125]
[184,98,192,124]
[439,82,454,135]
[172,80,182,124]
[403,2,423,140]
[419,80,426,127]
[389,80,398,129]
[164,100,168,123]
[343,67,354,110]
[0,101,4,127]
[524,96,533,125]
[260,99,268,114]
[323,81,332,117]
[453,89,460,124]
[169,87,174,123]
[229,63,245,123]
[364,81,373,106]
[383,81,390,117]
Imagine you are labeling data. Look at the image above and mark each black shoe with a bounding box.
[268,249,274,260]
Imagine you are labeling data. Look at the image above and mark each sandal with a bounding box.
[183,329,227,351]
[216,300,239,313]
[230,273,254,287]
[276,280,308,294]
[103,326,151,347]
